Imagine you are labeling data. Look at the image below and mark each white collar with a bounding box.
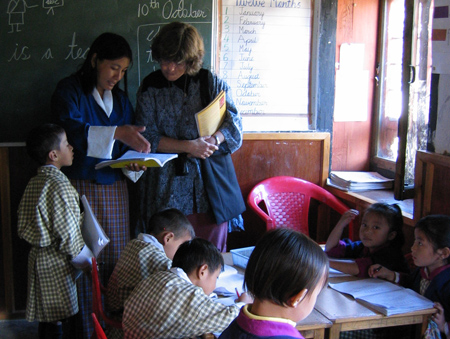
[137,233,164,252]
[92,88,113,117]
[170,267,192,284]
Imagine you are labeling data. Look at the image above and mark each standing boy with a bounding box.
[123,238,251,338]
[106,208,195,312]
[18,123,92,338]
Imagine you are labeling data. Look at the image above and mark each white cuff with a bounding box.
[122,168,144,183]
[394,271,400,283]
[87,126,117,159]
[71,245,94,269]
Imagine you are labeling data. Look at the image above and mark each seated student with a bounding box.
[106,208,195,312]
[17,123,92,339]
[219,228,329,339]
[370,215,450,339]
[122,238,252,338]
[325,203,410,278]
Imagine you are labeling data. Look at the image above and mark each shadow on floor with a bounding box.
[0,319,38,339]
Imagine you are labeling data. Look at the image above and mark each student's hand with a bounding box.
[335,209,359,229]
[432,302,447,333]
[368,264,395,282]
[236,292,253,304]
[114,125,151,153]
[325,209,359,251]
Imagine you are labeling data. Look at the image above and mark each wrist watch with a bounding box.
[214,135,220,146]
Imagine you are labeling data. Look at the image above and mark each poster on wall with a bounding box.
[219,0,312,131]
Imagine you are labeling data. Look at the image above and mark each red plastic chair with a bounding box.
[91,313,108,339]
[247,176,353,237]
[91,257,123,330]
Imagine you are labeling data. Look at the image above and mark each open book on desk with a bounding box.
[213,264,244,297]
[195,90,226,137]
[95,151,178,169]
[329,279,434,316]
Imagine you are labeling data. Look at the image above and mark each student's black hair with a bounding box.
[244,228,329,307]
[172,238,224,275]
[364,203,405,248]
[26,123,65,166]
[415,215,450,264]
[76,32,132,96]
[147,208,195,239]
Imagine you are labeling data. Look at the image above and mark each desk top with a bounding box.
[223,251,435,339]
[222,252,332,330]
[315,287,380,323]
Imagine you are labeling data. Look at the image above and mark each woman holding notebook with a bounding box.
[134,22,244,252]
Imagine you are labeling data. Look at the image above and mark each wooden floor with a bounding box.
[0,319,38,339]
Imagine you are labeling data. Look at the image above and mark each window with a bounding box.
[372,0,432,200]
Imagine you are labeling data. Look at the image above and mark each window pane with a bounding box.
[376,0,405,161]
[404,0,431,186]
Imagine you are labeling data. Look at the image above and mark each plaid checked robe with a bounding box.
[106,237,171,311]
[18,166,85,322]
[123,269,240,338]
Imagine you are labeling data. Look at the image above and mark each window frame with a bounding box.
[370,0,433,200]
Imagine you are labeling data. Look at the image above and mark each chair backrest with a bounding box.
[91,257,123,329]
[91,313,107,339]
[247,176,352,237]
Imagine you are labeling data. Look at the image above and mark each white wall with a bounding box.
[433,0,450,154]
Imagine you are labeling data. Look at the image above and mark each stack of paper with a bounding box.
[327,171,393,192]
[329,279,434,316]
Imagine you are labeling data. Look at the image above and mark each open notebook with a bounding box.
[329,278,434,316]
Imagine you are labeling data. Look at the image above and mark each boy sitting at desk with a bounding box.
[106,208,195,312]
[122,238,251,338]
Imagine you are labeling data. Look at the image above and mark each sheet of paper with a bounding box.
[329,278,402,299]
[214,264,244,296]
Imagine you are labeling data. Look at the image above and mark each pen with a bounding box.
[235,288,240,298]
[374,266,382,273]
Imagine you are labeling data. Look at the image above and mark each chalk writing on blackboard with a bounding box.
[7,0,38,33]
[43,0,64,16]
[1,0,214,143]
[7,32,90,62]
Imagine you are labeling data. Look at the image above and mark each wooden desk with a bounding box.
[314,274,436,339]
[222,253,332,339]
[223,253,434,338]
[296,309,332,339]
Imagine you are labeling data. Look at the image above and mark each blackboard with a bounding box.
[1,0,214,143]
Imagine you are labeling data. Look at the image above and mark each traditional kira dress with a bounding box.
[52,74,134,338]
